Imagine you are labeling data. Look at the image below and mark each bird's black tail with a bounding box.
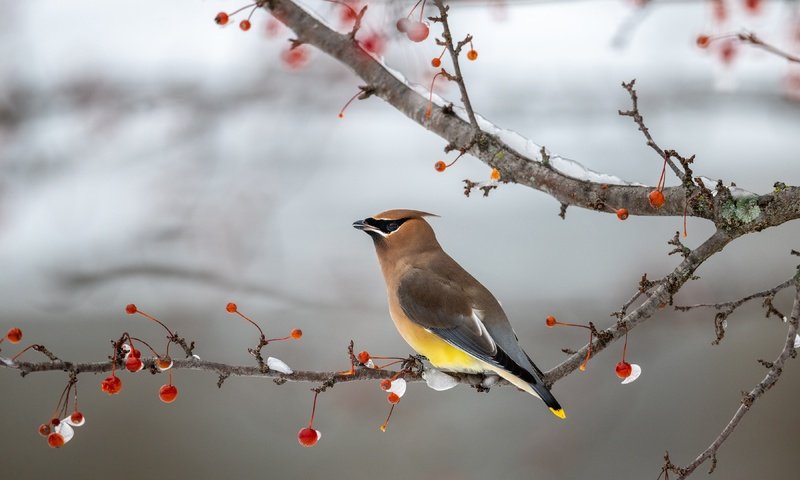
[530,382,565,419]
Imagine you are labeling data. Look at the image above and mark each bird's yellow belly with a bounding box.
[389,307,487,373]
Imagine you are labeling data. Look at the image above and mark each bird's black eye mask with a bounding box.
[365,217,410,235]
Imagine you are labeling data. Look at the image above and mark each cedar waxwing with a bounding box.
[353,209,566,419]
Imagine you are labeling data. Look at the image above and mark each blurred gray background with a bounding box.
[1,0,799,479]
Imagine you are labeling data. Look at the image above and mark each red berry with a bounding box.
[648,190,665,209]
[125,304,137,315]
[159,384,179,403]
[361,33,385,55]
[616,208,629,220]
[47,432,65,448]
[431,57,441,68]
[490,168,501,181]
[744,0,762,13]
[101,375,122,395]
[70,411,84,425]
[406,22,429,42]
[290,329,303,340]
[50,418,60,426]
[396,18,412,33]
[545,315,557,327]
[696,34,710,49]
[720,39,737,65]
[357,351,370,364]
[5,327,22,343]
[125,355,144,373]
[615,361,633,379]
[387,392,400,404]
[38,424,51,437]
[239,20,252,31]
[129,347,141,359]
[215,12,229,26]
[297,427,320,447]
[434,161,447,172]
[380,379,392,391]
[226,302,238,313]
[466,49,478,61]
[282,47,309,70]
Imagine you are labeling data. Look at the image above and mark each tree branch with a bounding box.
[260,0,800,227]
[676,283,800,479]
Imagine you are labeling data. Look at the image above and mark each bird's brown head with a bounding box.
[353,209,440,259]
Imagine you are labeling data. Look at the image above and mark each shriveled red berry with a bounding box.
[380,379,392,391]
[159,384,179,403]
[696,34,710,48]
[101,375,122,395]
[297,427,320,447]
[215,12,229,25]
[431,57,441,68]
[129,347,141,359]
[6,327,22,343]
[239,19,252,31]
[396,18,412,33]
[466,49,478,61]
[648,190,665,209]
[357,351,371,364]
[38,424,51,437]
[157,356,173,371]
[490,168,501,181]
[387,392,400,404]
[545,315,557,327]
[434,161,447,172]
[125,355,144,373]
[47,432,65,448]
[125,303,137,315]
[290,329,303,340]
[615,361,633,379]
[70,411,84,424]
[50,418,60,426]
[406,22,429,42]
[616,208,629,220]
[226,302,238,313]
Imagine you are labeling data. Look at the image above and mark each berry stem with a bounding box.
[380,404,396,432]
[580,330,594,371]
[338,90,362,118]
[621,331,629,362]
[406,0,425,18]
[129,336,161,357]
[132,308,175,337]
[426,70,445,118]
[230,310,267,342]
[229,2,257,18]
[418,0,427,22]
[308,391,319,428]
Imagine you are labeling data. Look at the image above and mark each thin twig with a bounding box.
[676,284,800,479]
[431,0,479,130]
[738,32,800,64]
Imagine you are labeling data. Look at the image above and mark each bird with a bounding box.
[353,209,565,419]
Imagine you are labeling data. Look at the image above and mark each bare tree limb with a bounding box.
[261,0,800,227]
[676,283,800,479]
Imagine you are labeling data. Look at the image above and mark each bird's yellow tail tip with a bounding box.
[549,408,567,420]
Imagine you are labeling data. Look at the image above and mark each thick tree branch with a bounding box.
[676,283,800,479]
[262,0,800,228]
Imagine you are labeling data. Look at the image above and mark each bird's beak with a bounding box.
[352,219,380,234]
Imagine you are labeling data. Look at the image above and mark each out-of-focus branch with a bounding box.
[738,32,800,64]
[675,284,800,479]
[262,0,800,228]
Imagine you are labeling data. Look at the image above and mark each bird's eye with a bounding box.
[385,222,400,233]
